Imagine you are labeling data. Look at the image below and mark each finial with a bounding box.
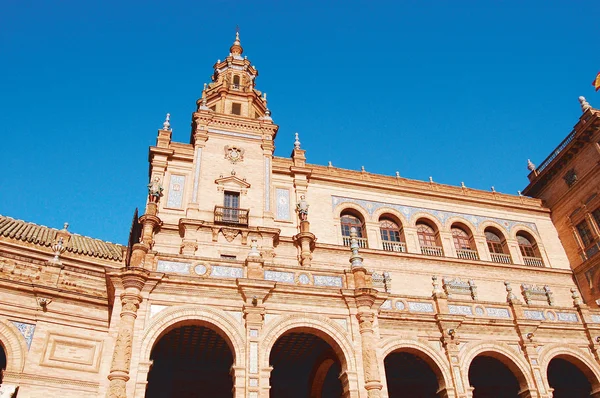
[263,92,267,101]
[461,182,466,188]
[361,166,365,172]
[504,281,518,303]
[328,161,332,167]
[62,222,69,231]
[517,190,522,196]
[349,227,364,268]
[491,186,496,193]
[248,238,261,258]
[579,96,591,112]
[432,276,444,297]
[395,171,400,178]
[294,132,301,149]
[229,29,243,56]
[429,176,433,183]
[571,287,582,306]
[162,113,171,131]
[203,83,207,91]
[50,237,66,265]
[527,159,536,171]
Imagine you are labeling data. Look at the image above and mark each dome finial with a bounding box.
[527,159,536,171]
[579,96,591,113]
[230,26,243,56]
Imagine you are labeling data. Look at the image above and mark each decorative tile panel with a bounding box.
[395,301,406,310]
[265,157,271,212]
[208,128,261,141]
[380,300,392,310]
[249,342,258,374]
[249,392,258,398]
[591,314,600,323]
[449,305,473,316]
[157,260,191,274]
[192,148,203,203]
[443,278,477,300]
[11,321,35,349]
[275,188,291,220]
[313,275,343,287]
[166,175,186,208]
[486,307,511,318]
[249,329,259,338]
[557,312,578,322]
[333,318,348,331]
[331,196,538,234]
[150,304,169,319]
[453,367,464,393]
[227,311,243,325]
[211,265,243,279]
[249,379,258,387]
[264,270,294,284]
[408,302,435,313]
[524,310,545,320]
[298,273,310,285]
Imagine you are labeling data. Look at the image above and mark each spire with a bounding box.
[162,113,171,131]
[579,96,591,112]
[294,132,301,149]
[230,29,243,56]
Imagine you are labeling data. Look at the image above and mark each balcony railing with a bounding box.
[421,245,443,257]
[382,241,406,253]
[342,236,367,248]
[490,252,511,264]
[523,256,544,267]
[457,249,479,261]
[214,206,249,226]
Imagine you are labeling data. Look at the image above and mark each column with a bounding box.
[106,269,149,398]
[356,295,383,398]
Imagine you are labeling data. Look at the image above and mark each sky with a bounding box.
[1,0,599,245]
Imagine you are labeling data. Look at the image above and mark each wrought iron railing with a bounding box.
[490,252,511,264]
[534,130,576,175]
[382,241,406,253]
[457,249,479,261]
[214,206,249,226]
[421,245,443,257]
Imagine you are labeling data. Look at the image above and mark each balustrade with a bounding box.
[457,249,479,260]
[523,256,544,267]
[382,241,406,253]
[421,245,443,257]
[490,252,511,264]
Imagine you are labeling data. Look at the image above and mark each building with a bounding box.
[1,33,600,398]
[523,98,600,309]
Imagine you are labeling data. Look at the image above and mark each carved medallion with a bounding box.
[224,145,245,164]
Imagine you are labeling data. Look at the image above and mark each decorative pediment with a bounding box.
[215,175,251,194]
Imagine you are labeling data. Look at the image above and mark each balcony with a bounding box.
[421,245,443,257]
[382,241,406,253]
[214,206,249,226]
[343,236,367,248]
[457,249,479,261]
[523,256,544,267]
[490,253,511,264]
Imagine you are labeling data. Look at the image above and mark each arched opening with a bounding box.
[484,227,511,264]
[451,223,478,260]
[416,219,443,257]
[0,343,6,384]
[516,231,544,267]
[379,215,405,252]
[468,355,520,397]
[384,351,440,397]
[270,331,343,398]
[547,357,592,398]
[340,210,367,248]
[232,75,240,88]
[145,324,234,397]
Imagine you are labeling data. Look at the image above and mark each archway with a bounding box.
[145,323,234,397]
[269,331,343,398]
[384,351,439,397]
[547,357,592,397]
[0,343,6,384]
[468,355,520,397]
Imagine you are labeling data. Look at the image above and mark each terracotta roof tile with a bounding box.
[0,215,124,262]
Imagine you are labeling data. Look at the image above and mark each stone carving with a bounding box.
[147,177,164,203]
[224,145,245,164]
[296,195,309,221]
[504,281,520,304]
[521,284,554,306]
[222,228,240,243]
[571,287,583,306]
[372,272,392,293]
[443,277,477,300]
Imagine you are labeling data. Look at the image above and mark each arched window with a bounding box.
[485,228,511,264]
[517,232,543,267]
[416,220,443,256]
[452,225,478,260]
[379,217,405,252]
[340,212,366,248]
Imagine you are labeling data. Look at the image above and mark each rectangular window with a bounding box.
[593,208,600,230]
[220,254,236,260]
[223,191,240,223]
[577,220,595,247]
[231,103,241,115]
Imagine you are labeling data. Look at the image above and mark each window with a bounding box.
[563,169,578,187]
[223,191,240,222]
[517,235,536,258]
[577,220,595,247]
[485,230,505,254]
[231,103,241,115]
[593,208,600,230]
[417,222,437,247]
[380,218,402,242]
[233,75,240,88]
[220,254,236,260]
[452,227,471,250]
[341,213,364,238]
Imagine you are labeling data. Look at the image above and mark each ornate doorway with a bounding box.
[269,331,343,398]
[145,324,234,397]
[384,351,439,397]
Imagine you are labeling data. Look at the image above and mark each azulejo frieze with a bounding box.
[331,196,538,234]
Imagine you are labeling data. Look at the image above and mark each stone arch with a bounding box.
[261,314,357,372]
[372,207,410,227]
[444,216,478,237]
[0,318,28,373]
[461,341,536,394]
[410,212,444,230]
[509,225,541,242]
[333,202,371,222]
[477,220,510,236]
[380,338,454,392]
[139,304,246,366]
[538,343,600,391]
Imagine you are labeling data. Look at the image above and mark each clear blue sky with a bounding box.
[1,1,599,244]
